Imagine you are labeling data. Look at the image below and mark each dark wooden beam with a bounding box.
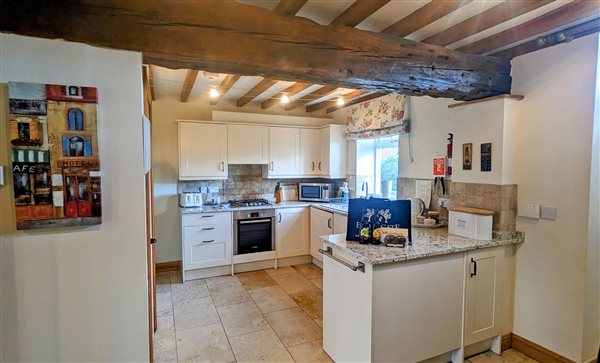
[382,0,472,37]
[236,78,279,107]
[148,65,155,101]
[330,0,391,27]
[0,0,512,100]
[273,0,308,16]
[261,82,312,109]
[423,0,554,46]
[180,69,199,102]
[458,0,600,54]
[211,74,240,105]
[306,90,368,112]
[285,86,337,111]
[326,92,386,113]
[491,18,600,59]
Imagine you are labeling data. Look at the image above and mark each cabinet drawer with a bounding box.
[183,225,230,245]
[186,240,231,269]
[183,212,231,227]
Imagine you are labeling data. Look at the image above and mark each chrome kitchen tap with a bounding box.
[361,181,369,198]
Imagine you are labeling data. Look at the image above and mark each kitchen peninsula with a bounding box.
[320,229,524,363]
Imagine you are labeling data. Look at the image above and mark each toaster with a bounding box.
[179,192,203,208]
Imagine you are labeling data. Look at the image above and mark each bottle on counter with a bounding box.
[371,217,382,245]
[359,212,371,245]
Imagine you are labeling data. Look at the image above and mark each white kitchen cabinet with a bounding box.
[332,213,347,235]
[310,207,333,262]
[464,246,506,346]
[266,127,301,177]
[275,207,309,258]
[319,125,347,178]
[178,122,228,180]
[300,128,320,176]
[227,124,269,164]
[181,212,232,279]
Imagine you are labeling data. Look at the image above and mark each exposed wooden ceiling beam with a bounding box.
[261,82,312,109]
[285,86,337,111]
[210,74,241,105]
[330,0,391,27]
[0,1,512,100]
[491,17,600,59]
[326,92,387,114]
[382,0,472,37]
[273,0,308,16]
[236,78,279,107]
[180,69,199,102]
[148,65,155,101]
[306,90,368,113]
[458,0,600,54]
[423,0,554,46]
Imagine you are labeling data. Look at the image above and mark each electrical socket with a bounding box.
[518,203,540,219]
[438,198,450,208]
[540,206,558,220]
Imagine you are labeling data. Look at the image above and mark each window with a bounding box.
[356,135,399,199]
[68,108,84,130]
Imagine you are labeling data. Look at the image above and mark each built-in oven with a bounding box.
[233,209,275,255]
[298,182,336,202]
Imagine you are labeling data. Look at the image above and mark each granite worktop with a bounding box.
[179,201,349,214]
[320,228,524,265]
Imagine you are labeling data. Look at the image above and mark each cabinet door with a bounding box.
[319,125,347,178]
[183,225,232,270]
[228,124,269,164]
[300,128,320,176]
[275,207,309,258]
[179,122,228,180]
[319,127,330,176]
[310,207,333,261]
[464,247,505,345]
[333,213,348,235]
[269,127,301,176]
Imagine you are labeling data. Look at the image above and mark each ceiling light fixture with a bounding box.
[209,86,219,98]
[281,93,290,104]
[336,96,345,106]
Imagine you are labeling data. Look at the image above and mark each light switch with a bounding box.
[0,165,4,186]
[518,203,540,219]
[540,206,558,220]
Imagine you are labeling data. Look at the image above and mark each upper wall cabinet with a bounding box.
[301,128,321,176]
[319,125,347,179]
[178,122,228,180]
[228,124,269,164]
[266,127,301,177]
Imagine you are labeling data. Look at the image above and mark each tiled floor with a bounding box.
[154,263,539,363]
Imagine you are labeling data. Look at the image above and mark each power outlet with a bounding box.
[438,198,450,208]
[518,203,540,219]
[540,206,558,220]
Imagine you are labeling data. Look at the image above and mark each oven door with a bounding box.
[234,218,274,255]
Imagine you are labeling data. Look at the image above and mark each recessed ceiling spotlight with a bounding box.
[336,96,345,106]
[203,72,219,80]
[281,93,290,104]
[209,86,219,98]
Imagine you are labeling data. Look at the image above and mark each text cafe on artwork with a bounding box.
[8,82,102,230]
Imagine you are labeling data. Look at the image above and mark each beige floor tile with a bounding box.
[293,263,323,280]
[153,349,177,363]
[211,288,252,307]
[171,279,209,304]
[173,296,219,331]
[314,317,323,327]
[469,349,529,363]
[249,285,298,313]
[170,270,182,284]
[310,278,323,289]
[521,359,540,363]
[265,266,299,278]
[176,323,235,363]
[229,329,294,363]
[154,316,176,353]
[289,289,323,320]
[206,275,252,306]
[156,272,171,285]
[156,291,173,317]
[217,301,271,337]
[269,270,320,295]
[156,283,171,294]
[287,340,333,363]
[236,270,278,291]
[264,307,322,347]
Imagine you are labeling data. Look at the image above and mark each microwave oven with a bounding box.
[298,183,336,202]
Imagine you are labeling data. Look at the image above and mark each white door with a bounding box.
[269,127,300,176]
[178,122,228,180]
[228,124,269,164]
[276,207,309,258]
[300,128,320,176]
[310,207,333,261]
[333,213,348,235]
[464,247,505,345]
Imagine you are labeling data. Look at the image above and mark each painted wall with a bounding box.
[0,35,148,361]
[152,96,339,263]
[510,35,598,362]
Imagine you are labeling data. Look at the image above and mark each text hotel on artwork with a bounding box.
[8,82,102,230]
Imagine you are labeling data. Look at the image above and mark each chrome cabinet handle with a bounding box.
[319,247,365,273]
[202,227,214,231]
[312,161,315,171]
[278,213,282,223]
[270,161,274,171]
[201,215,214,218]
[327,218,331,229]
[221,161,225,172]
[470,258,477,277]
[202,239,215,243]
[318,161,322,171]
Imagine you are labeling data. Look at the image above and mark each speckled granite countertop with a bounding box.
[320,228,524,265]
[180,201,349,214]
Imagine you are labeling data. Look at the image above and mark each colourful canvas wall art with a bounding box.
[8,82,102,230]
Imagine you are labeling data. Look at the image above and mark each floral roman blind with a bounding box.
[346,94,409,139]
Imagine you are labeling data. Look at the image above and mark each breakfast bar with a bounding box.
[320,229,524,363]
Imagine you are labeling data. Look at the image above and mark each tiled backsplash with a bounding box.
[179,165,345,202]
[397,177,518,231]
